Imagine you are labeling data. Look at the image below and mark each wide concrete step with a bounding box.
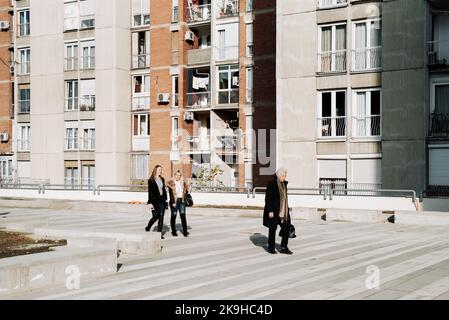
[396,211,449,226]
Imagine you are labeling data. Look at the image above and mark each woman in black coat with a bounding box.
[263,168,293,255]
[145,165,168,239]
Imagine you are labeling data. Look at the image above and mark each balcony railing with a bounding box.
[81,54,95,70]
[429,112,449,138]
[18,23,30,37]
[132,53,150,69]
[132,95,150,110]
[352,46,381,71]
[352,115,381,137]
[427,40,449,67]
[18,100,30,114]
[17,139,30,152]
[80,14,95,29]
[318,50,346,73]
[187,135,211,152]
[318,116,346,138]
[172,6,179,23]
[318,0,347,9]
[216,0,239,18]
[216,135,239,153]
[188,4,212,23]
[79,95,96,111]
[187,92,211,109]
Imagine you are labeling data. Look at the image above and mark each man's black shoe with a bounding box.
[280,248,293,255]
[145,227,150,232]
[183,232,190,237]
[172,232,178,237]
[267,248,277,254]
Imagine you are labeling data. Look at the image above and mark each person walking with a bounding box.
[167,170,191,237]
[263,168,293,255]
[145,165,168,239]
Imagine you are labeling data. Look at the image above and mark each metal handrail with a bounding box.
[190,185,251,197]
[331,188,416,203]
[96,184,148,195]
[252,187,328,200]
[41,184,95,194]
[0,183,42,193]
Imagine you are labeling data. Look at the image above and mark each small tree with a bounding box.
[192,164,224,188]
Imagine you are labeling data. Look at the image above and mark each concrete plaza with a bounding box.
[1,207,449,300]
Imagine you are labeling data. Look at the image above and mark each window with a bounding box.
[81,40,95,69]
[172,0,179,23]
[217,23,239,61]
[133,114,150,136]
[132,31,150,68]
[318,24,346,73]
[246,23,253,57]
[19,87,30,114]
[64,1,79,31]
[80,0,95,29]
[64,0,95,31]
[246,0,253,12]
[18,9,30,37]
[429,82,449,137]
[132,154,149,180]
[246,67,253,102]
[18,48,30,75]
[352,89,381,137]
[172,75,179,107]
[65,42,79,71]
[65,166,79,186]
[318,91,346,138]
[172,117,179,150]
[18,125,30,151]
[66,126,79,150]
[81,127,95,150]
[353,19,381,71]
[65,80,79,111]
[218,30,226,60]
[0,158,14,181]
[132,75,150,110]
[82,164,95,187]
[80,79,95,111]
[132,0,150,27]
[318,0,347,9]
[218,65,239,104]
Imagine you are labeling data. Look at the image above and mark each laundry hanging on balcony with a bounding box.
[192,76,209,90]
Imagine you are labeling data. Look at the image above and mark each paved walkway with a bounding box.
[1,207,449,300]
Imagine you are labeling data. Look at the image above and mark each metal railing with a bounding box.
[42,183,95,193]
[330,188,416,203]
[187,4,212,23]
[252,187,328,200]
[216,135,239,153]
[429,112,449,138]
[132,53,150,69]
[96,184,148,195]
[187,92,211,109]
[217,0,239,18]
[352,115,381,137]
[79,95,96,111]
[427,40,449,66]
[318,50,346,73]
[318,116,346,138]
[352,46,381,71]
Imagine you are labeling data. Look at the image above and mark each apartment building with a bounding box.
[0,0,13,184]
[277,0,449,195]
[4,0,275,188]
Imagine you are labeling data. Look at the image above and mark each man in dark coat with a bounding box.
[263,168,293,255]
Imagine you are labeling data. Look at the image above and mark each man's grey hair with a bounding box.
[276,167,288,176]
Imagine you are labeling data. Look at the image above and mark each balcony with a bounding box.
[352,47,381,71]
[427,40,449,68]
[318,116,346,138]
[216,0,239,19]
[429,113,449,138]
[132,53,150,69]
[352,115,381,138]
[317,50,346,74]
[318,0,347,9]
[79,95,96,111]
[187,92,211,110]
[215,135,239,154]
[187,4,211,24]
[132,95,150,110]
[186,135,211,153]
[187,47,211,65]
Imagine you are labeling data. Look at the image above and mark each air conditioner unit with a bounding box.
[9,65,14,74]
[0,21,10,30]
[184,111,194,122]
[185,31,195,42]
[157,93,170,104]
[0,133,9,142]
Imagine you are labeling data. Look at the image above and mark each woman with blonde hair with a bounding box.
[167,170,191,237]
[145,165,168,239]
